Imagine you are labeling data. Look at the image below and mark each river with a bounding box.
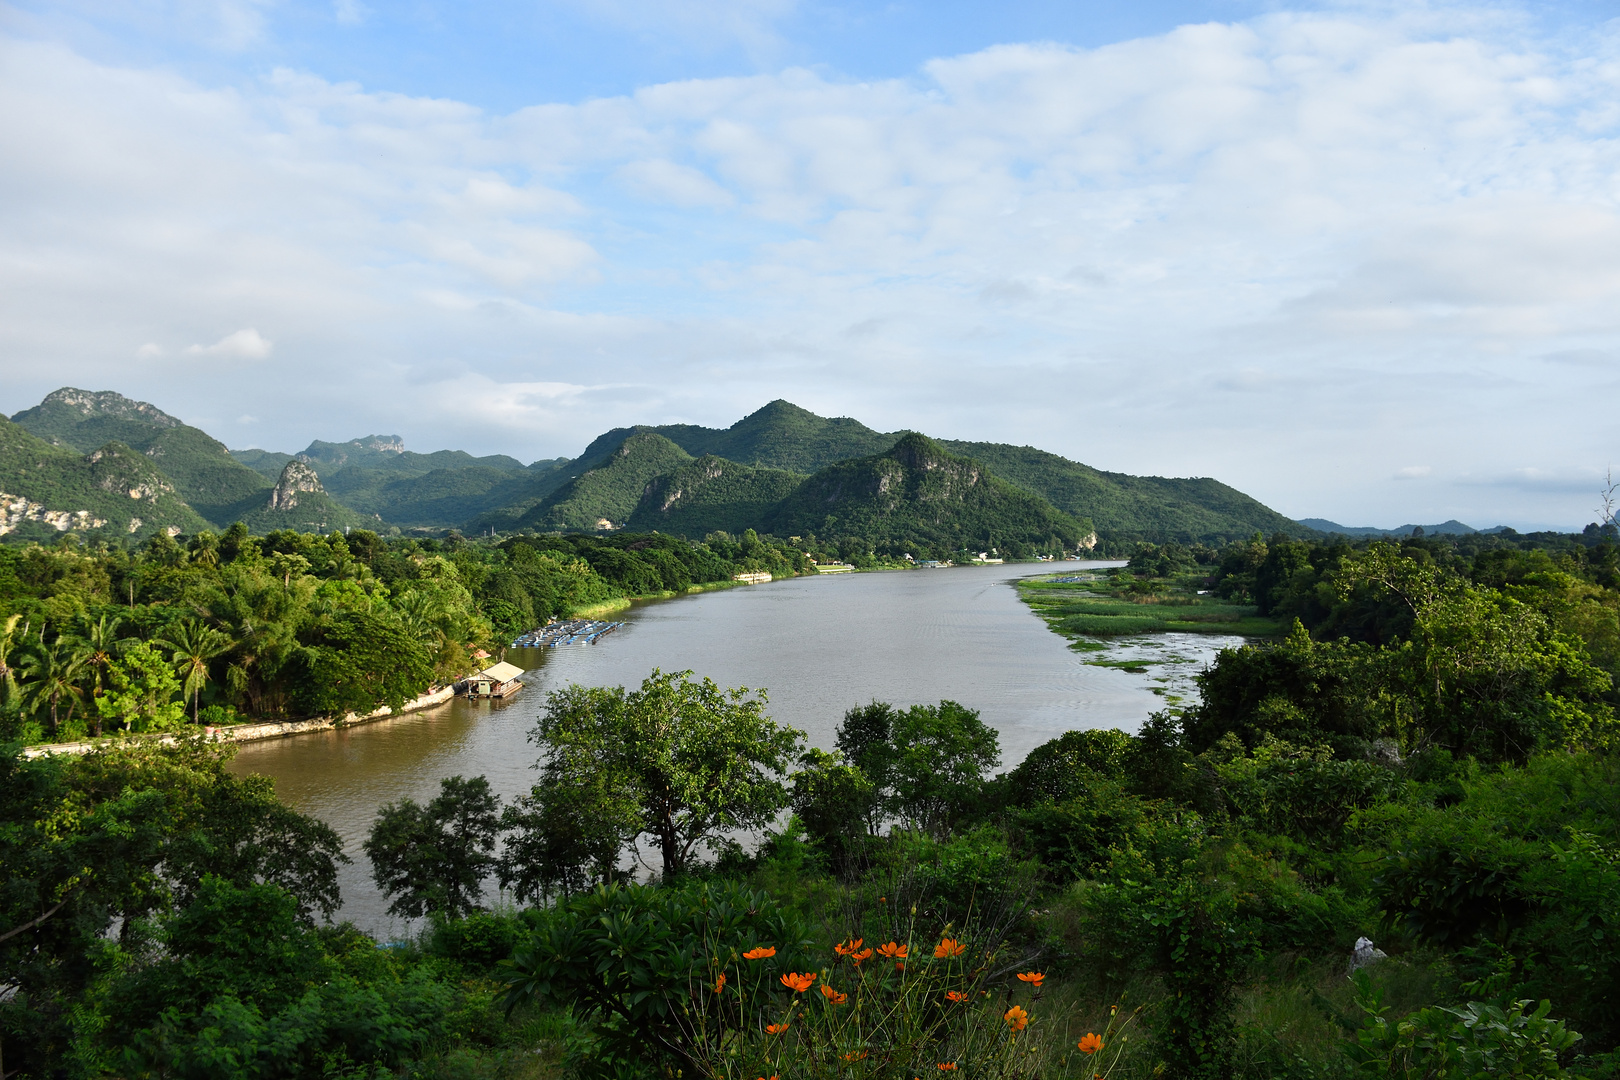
[228,561,1242,932]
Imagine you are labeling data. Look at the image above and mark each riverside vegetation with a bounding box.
[5,528,1620,1078]
[0,526,811,745]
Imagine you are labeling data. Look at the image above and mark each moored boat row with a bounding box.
[510,619,625,648]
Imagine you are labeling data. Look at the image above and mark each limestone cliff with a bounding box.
[270,460,325,511]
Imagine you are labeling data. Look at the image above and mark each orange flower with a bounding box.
[1004,1005,1030,1032]
[937,1064,958,1072]
[1016,971,1045,989]
[834,937,865,956]
[851,947,874,963]
[765,1022,790,1035]
[878,941,909,959]
[820,984,848,1005]
[743,946,776,960]
[934,937,966,959]
[842,1050,869,1062]
[780,971,817,993]
[945,990,969,1003]
[895,962,906,972]
[714,973,727,993]
[1078,1033,1104,1055]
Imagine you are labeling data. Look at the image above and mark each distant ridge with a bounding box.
[1299,518,1499,538]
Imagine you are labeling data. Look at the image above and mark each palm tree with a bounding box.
[17,637,88,737]
[154,619,234,724]
[66,613,123,736]
[0,614,21,712]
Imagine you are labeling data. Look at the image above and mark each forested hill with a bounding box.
[5,388,1305,546]
[943,441,1300,539]
[13,388,272,526]
[765,434,1089,550]
[574,399,899,474]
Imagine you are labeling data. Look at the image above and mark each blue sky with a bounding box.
[3,0,1620,529]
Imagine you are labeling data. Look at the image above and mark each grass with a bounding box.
[1017,568,1284,642]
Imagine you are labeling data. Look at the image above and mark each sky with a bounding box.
[3,1,1620,531]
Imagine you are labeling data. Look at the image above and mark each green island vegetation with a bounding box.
[0,526,812,745]
[5,389,1302,550]
[5,525,1620,1078]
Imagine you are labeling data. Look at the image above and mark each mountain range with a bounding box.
[1296,518,1509,538]
[1,389,1302,548]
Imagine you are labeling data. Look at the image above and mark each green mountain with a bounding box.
[0,416,209,540]
[230,436,564,528]
[13,389,273,526]
[215,460,375,534]
[514,432,694,532]
[627,456,807,536]
[577,400,899,474]
[230,447,296,481]
[765,434,1089,549]
[940,441,1298,542]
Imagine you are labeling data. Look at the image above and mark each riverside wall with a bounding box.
[20,684,459,760]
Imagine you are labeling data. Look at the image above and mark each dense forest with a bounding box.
[0,526,812,745]
[4,526,1620,1077]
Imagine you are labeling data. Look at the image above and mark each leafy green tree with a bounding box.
[834,700,896,832]
[363,775,501,919]
[886,701,1001,836]
[499,765,637,903]
[521,670,803,881]
[96,641,184,734]
[295,610,434,718]
[0,742,345,1073]
[1003,727,1131,807]
[788,748,876,854]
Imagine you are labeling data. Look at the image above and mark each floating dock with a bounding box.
[510,619,625,649]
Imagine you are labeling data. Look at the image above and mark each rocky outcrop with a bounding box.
[270,460,324,511]
[32,388,183,428]
[0,493,108,536]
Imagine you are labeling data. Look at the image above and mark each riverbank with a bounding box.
[21,684,458,759]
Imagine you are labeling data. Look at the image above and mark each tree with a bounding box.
[17,636,87,736]
[834,701,896,833]
[363,775,501,919]
[155,618,233,724]
[886,701,1001,836]
[789,748,876,854]
[64,613,122,736]
[96,641,185,734]
[520,670,803,881]
[295,610,434,718]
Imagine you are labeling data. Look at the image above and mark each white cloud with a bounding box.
[4,9,1620,527]
[332,0,368,27]
[185,328,274,359]
[136,342,164,359]
[1394,466,1432,479]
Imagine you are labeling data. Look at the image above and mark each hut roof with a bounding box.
[476,661,526,682]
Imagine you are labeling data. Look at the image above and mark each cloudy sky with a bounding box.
[2,0,1618,530]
